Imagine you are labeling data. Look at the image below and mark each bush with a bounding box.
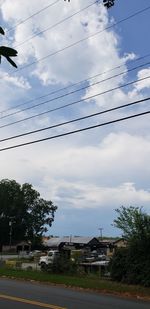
[110,245,150,287]
[109,248,128,282]
[48,256,78,275]
[111,206,150,287]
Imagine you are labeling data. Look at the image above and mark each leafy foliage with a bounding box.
[113,206,150,241]
[110,206,150,286]
[0,179,57,245]
[64,0,116,9]
[0,27,18,68]
[103,0,115,9]
[50,255,78,275]
[110,244,150,287]
[0,27,5,35]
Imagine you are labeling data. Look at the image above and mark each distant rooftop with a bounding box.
[44,236,99,247]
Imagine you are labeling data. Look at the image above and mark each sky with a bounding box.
[0,0,150,238]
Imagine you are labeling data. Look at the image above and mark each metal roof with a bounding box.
[45,236,98,247]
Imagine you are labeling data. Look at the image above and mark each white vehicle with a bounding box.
[39,250,60,270]
[28,250,41,258]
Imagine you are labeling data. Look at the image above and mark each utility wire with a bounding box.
[0,73,150,129]
[0,110,149,152]
[1,51,150,115]
[0,96,150,143]
[6,0,60,33]
[1,59,150,120]
[3,4,150,77]
[14,1,98,49]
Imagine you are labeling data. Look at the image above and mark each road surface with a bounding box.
[0,278,149,309]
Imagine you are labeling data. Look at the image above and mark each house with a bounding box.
[2,241,31,253]
[44,236,127,257]
[44,236,100,251]
[98,238,128,257]
[98,239,115,256]
[114,238,127,248]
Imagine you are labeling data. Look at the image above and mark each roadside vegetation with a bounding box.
[0,204,150,299]
[110,206,150,287]
[0,267,150,300]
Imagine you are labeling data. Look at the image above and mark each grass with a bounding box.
[0,268,150,300]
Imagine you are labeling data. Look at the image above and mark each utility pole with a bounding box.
[98,227,103,240]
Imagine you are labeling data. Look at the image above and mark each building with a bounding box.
[98,238,127,257]
[44,236,100,251]
[1,241,31,253]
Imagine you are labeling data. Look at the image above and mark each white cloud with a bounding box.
[0,71,31,89]
[50,181,150,209]
[134,67,150,91]
[1,131,150,208]
[1,0,132,87]
[0,0,150,235]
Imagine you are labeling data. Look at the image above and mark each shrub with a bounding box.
[48,256,78,275]
[110,246,150,287]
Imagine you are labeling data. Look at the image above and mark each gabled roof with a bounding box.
[45,236,99,247]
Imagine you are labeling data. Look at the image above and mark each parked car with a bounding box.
[28,250,42,258]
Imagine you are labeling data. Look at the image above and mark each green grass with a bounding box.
[0,268,150,300]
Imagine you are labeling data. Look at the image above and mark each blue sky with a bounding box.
[0,0,150,237]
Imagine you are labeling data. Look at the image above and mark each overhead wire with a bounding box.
[1,59,150,120]
[1,51,150,115]
[0,96,150,143]
[6,0,60,33]
[0,110,149,152]
[1,73,150,129]
[0,3,150,151]
[3,4,150,77]
[0,3,149,151]
[14,1,98,49]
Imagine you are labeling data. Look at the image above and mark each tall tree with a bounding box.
[113,206,150,242]
[0,179,57,245]
[110,206,150,286]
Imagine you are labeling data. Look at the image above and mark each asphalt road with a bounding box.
[0,278,149,309]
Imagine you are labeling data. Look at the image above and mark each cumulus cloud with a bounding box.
[1,0,142,111]
[0,71,31,89]
[1,0,132,86]
[1,131,150,205]
[134,67,150,91]
[0,0,150,235]
[50,181,150,209]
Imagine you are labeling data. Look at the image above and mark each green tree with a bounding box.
[113,206,150,241]
[110,206,150,286]
[0,179,57,246]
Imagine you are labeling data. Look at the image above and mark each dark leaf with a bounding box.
[0,46,18,57]
[0,46,18,68]
[5,56,17,68]
[0,27,5,35]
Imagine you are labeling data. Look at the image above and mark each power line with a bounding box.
[6,0,60,33]
[3,4,150,77]
[1,51,150,115]
[0,110,149,152]
[1,73,150,129]
[14,1,98,49]
[0,96,149,143]
[1,59,150,120]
